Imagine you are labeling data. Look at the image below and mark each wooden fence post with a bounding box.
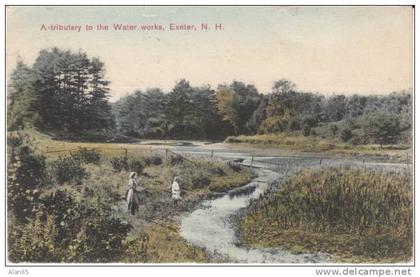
[250,155,254,167]
[320,158,322,165]
[124,148,128,160]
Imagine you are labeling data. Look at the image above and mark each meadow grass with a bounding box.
[225,133,410,162]
[63,146,253,262]
[239,168,413,263]
[8,129,254,263]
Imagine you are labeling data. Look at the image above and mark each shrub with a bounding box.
[8,214,61,262]
[71,148,101,164]
[9,186,132,263]
[122,234,150,263]
[50,156,88,185]
[144,155,162,166]
[110,156,129,172]
[7,133,46,221]
[361,112,402,147]
[129,159,144,174]
[191,173,211,189]
[170,155,184,165]
[340,128,353,142]
[348,134,364,145]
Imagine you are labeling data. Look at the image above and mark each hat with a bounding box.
[130,172,137,179]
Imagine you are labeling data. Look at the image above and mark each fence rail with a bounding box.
[38,146,412,174]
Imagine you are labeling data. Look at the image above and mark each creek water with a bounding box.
[180,168,332,263]
[176,145,409,263]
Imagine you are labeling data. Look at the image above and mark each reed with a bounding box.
[240,168,413,262]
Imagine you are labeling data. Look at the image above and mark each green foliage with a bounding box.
[144,155,163,166]
[71,147,101,164]
[110,156,146,174]
[8,214,60,262]
[362,112,402,146]
[129,159,144,174]
[50,156,88,185]
[340,127,353,142]
[240,168,413,261]
[7,59,38,130]
[7,132,46,221]
[258,80,298,134]
[8,48,115,133]
[302,126,311,136]
[110,156,129,171]
[9,185,131,263]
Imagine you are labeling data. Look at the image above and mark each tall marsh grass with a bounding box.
[240,168,413,262]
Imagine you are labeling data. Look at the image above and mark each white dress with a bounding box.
[171,181,181,200]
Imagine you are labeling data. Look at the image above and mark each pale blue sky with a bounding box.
[7,6,413,101]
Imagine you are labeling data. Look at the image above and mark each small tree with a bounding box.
[362,112,401,148]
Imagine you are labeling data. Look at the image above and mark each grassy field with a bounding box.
[7,130,254,263]
[225,133,411,162]
[238,168,413,263]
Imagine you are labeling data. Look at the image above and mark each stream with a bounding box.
[175,145,410,263]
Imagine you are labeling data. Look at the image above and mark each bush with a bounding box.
[50,156,88,185]
[129,159,144,174]
[144,155,162,166]
[170,155,184,165]
[348,134,365,145]
[7,133,46,221]
[110,156,146,174]
[110,156,129,172]
[191,174,211,189]
[71,148,101,164]
[9,186,132,263]
[302,126,311,136]
[340,128,353,142]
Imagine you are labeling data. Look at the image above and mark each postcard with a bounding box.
[5,5,414,267]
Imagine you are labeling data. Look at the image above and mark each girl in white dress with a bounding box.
[171,176,182,203]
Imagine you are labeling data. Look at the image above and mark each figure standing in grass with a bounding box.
[126,172,143,215]
[171,176,182,204]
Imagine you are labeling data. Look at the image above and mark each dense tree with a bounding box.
[164,79,195,137]
[258,79,298,133]
[326,95,346,122]
[7,59,38,130]
[215,86,240,135]
[247,96,269,134]
[9,48,115,133]
[362,113,402,147]
[230,81,261,134]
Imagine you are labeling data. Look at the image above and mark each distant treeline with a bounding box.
[8,48,412,145]
[114,78,412,145]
